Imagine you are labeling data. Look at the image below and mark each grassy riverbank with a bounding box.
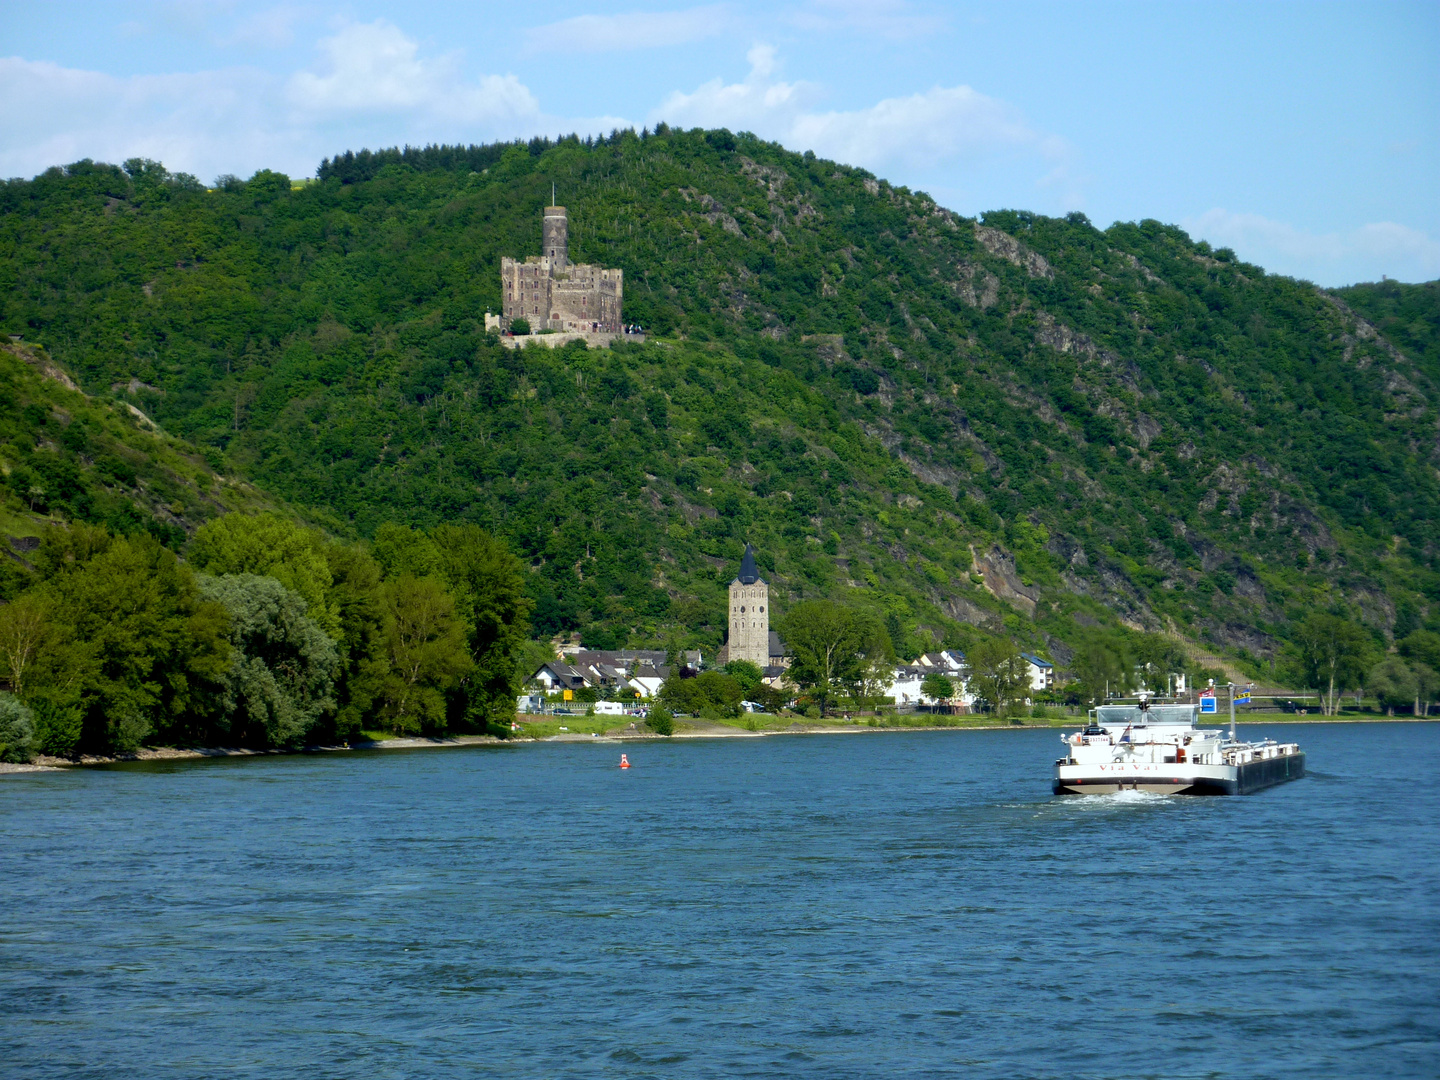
[5,712,1432,773]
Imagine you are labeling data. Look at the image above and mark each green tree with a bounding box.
[1133,633,1185,694]
[1068,636,1126,705]
[432,524,533,733]
[323,543,389,741]
[1398,631,1440,717]
[0,692,35,763]
[722,659,764,699]
[190,514,340,636]
[377,574,471,734]
[1398,630,1440,672]
[0,591,51,696]
[659,670,743,717]
[198,574,340,747]
[1413,663,1437,718]
[966,638,1029,716]
[24,532,231,755]
[646,703,676,736]
[509,318,531,335]
[1294,614,1370,716]
[847,611,895,710]
[920,672,954,704]
[372,523,444,581]
[781,600,867,716]
[1368,657,1416,716]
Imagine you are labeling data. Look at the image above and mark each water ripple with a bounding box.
[2,723,1437,1078]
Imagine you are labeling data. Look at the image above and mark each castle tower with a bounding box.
[543,206,568,268]
[728,543,770,668]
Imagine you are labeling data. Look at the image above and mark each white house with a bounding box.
[627,675,665,699]
[532,661,588,692]
[887,667,926,706]
[1020,653,1054,692]
[884,658,976,708]
[916,650,966,673]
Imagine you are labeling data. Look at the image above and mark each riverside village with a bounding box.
[520,541,1067,727]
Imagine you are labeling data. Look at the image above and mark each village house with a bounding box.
[885,650,976,709]
[1021,653,1055,692]
[528,649,701,700]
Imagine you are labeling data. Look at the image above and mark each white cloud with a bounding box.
[526,6,731,53]
[654,44,1072,183]
[1185,208,1440,286]
[793,86,1045,172]
[0,57,282,181]
[655,44,818,131]
[0,22,595,183]
[287,20,540,124]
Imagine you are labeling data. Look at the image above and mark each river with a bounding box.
[2,722,1437,1078]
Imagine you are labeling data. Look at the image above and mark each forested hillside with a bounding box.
[0,338,273,594]
[2,130,1437,681]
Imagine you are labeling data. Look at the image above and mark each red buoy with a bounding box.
[619,754,631,769]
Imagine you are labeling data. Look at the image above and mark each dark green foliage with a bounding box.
[721,659,764,698]
[782,600,885,716]
[22,528,233,755]
[646,703,675,736]
[0,512,531,755]
[659,670,743,717]
[2,133,1436,679]
[965,639,1029,716]
[0,342,268,549]
[1367,657,1416,715]
[1332,280,1440,378]
[919,672,954,702]
[432,523,534,732]
[1290,613,1373,715]
[0,692,34,763]
[198,573,339,747]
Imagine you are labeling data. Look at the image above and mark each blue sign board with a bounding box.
[1200,696,1218,714]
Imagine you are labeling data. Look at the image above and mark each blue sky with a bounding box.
[3,1,1436,285]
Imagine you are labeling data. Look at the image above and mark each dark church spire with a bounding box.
[738,543,761,584]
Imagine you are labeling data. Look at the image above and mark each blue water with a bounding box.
[2,723,1438,1079]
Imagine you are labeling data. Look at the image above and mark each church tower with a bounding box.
[728,543,770,668]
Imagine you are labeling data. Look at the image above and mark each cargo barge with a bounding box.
[1053,697,1304,796]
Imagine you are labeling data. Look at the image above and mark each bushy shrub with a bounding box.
[647,705,675,736]
[0,693,36,763]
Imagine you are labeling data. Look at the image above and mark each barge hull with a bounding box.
[1191,751,1306,795]
[1053,752,1305,796]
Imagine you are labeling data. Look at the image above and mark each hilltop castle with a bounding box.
[499,206,623,334]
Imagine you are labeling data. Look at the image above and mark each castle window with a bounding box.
[740,606,745,613]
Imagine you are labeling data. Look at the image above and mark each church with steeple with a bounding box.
[723,543,787,671]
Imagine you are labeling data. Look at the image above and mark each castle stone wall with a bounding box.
[500,207,623,333]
